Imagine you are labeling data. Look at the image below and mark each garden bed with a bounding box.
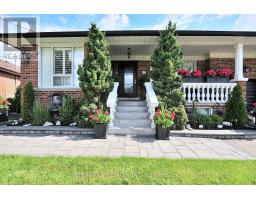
[0,126,94,135]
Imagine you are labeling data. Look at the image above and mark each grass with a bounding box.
[0,155,256,184]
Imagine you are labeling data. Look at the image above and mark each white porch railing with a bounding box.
[107,82,119,127]
[145,82,159,128]
[182,83,237,104]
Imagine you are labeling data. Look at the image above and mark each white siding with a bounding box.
[41,48,52,87]
[73,48,84,87]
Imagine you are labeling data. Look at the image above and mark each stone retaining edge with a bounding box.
[170,132,256,139]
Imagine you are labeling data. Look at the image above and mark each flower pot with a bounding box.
[156,125,170,140]
[182,77,202,83]
[206,76,229,83]
[94,123,108,139]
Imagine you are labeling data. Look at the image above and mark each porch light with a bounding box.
[127,48,131,59]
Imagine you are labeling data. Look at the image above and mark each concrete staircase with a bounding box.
[108,98,155,135]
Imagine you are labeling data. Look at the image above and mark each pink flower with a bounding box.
[170,112,175,120]
[218,68,233,77]
[205,69,217,77]
[191,70,202,77]
[178,69,190,77]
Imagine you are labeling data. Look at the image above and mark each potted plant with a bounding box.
[0,97,11,122]
[218,67,233,82]
[154,106,175,140]
[190,70,202,83]
[89,108,111,139]
[178,69,190,82]
[205,69,218,83]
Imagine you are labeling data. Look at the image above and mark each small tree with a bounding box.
[78,23,113,106]
[22,81,35,122]
[59,96,77,125]
[225,84,248,128]
[150,21,188,129]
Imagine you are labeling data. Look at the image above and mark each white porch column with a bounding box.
[231,43,248,82]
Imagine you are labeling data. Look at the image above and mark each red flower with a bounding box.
[205,69,217,77]
[170,112,175,120]
[104,111,109,115]
[178,69,190,77]
[191,70,202,77]
[218,68,233,77]
[95,109,102,114]
[89,114,94,119]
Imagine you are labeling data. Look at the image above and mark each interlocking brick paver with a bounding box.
[0,134,254,159]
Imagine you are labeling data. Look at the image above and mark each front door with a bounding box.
[113,61,137,97]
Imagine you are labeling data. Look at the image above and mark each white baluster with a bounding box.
[216,85,220,103]
[201,86,205,103]
[187,86,192,103]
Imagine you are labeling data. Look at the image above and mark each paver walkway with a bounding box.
[0,134,254,159]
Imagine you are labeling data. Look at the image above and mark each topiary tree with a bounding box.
[150,21,188,129]
[225,84,248,128]
[22,81,35,122]
[78,23,113,106]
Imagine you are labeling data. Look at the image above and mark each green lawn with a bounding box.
[0,155,256,184]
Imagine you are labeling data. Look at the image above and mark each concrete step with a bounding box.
[108,127,155,135]
[118,101,146,107]
[113,119,151,128]
[118,97,140,101]
[117,106,148,112]
[115,112,149,120]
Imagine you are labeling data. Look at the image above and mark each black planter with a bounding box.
[0,110,8,122]
[156,125,170,140]
[206,76,229,83]
[182,77,202,83]
[94,123,108,139]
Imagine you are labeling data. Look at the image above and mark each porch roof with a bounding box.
[2,30,256,60]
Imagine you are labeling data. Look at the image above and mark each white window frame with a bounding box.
[52,47,73,87]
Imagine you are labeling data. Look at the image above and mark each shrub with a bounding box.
[14,86,21,113]
[170,105,188,130]
[225,84,248,128]
[77,103,98,128]
[189,111,223,128]
[22,81,35,122]
[31,100,51,126]
[7,87,21,113]
[59,96,77,125]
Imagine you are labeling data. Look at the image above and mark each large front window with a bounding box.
[53,48,72,86]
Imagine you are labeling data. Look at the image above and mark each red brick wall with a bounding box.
[20,45,38,88]
[137,61,150,74]
[244,58,256,79]
[35,90,84,106]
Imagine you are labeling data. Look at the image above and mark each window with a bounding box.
[53,48,72,86]
[182,61,197,71]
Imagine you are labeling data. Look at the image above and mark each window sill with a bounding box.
[35,87,81,92]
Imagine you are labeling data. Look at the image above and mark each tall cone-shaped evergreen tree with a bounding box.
[225,84,248,128]
[151,21,188,129]
[78,23,113,105]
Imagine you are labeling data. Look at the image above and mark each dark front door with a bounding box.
[113,61,138,97]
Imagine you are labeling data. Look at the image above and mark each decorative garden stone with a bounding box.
[223,121,232,127]
[199,125,204,129]
[43,122,53,126]
[217,125,223,129]
[56,121,61,126]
